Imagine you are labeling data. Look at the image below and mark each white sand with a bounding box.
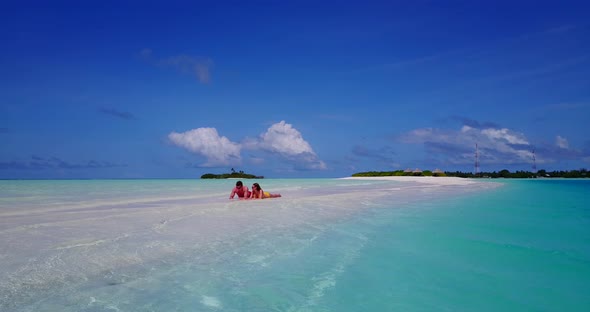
[341,176,476,185]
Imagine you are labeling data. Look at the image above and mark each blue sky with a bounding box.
[1,1,589,179]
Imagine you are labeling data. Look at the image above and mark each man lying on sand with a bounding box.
[229,181,251,199]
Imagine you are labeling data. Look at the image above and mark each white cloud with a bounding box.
[460,125,473,132]
[260,121,315,155]
[168,121,326,171]
[246,121,326,170]
[168,128,241,167]
[399,125,535,164]
[556,135,569,149]
[481,128,529,145]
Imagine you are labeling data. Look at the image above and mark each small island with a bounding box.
[353,169,445,177]
[201,168,264,179]
[352,168,588,178]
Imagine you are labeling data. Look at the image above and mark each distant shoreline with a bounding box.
[341,176,477,185]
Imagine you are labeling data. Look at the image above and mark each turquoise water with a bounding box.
[1,179,589,311]
[321,180,590,311]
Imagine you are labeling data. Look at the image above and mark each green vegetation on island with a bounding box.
[352,170,444,177]
[446,168,588,178]
[201,168,264,179]
[352,168,588,179]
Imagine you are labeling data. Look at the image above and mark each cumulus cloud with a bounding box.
[168,128,241,167]
[259,121,314,154]
[399,118,590,168]
[556,135,569,149]
[252,121,326,170]
[398,124,536,165]
[481,128,528,145]
[168,121,326,170]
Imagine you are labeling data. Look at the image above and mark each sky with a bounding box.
[1,1,589,179]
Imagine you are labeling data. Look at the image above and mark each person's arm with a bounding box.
[242,187,250,200]
[229,187,236,199]
[258,189,263,199]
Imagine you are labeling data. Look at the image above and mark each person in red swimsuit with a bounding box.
[229,181,251,199]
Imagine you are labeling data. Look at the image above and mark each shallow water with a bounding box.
[1,178,588,311]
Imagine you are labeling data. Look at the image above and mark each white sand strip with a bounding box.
[340,176,476,185]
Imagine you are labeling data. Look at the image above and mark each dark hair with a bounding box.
[253,183,261,190]
[236,181,243,187]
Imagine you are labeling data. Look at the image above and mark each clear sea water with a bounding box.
[0,178,589,311]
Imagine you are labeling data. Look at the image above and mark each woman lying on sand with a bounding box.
[250,183,282,199]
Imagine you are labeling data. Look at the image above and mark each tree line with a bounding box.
[447,168,588,178]
[352,170,445,177]
[352,169,588,178]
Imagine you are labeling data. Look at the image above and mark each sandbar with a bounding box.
[341,176,476,185]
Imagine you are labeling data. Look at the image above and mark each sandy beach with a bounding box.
[0,178,495,310]
[341,176,477,185]
[6,179,587,312]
